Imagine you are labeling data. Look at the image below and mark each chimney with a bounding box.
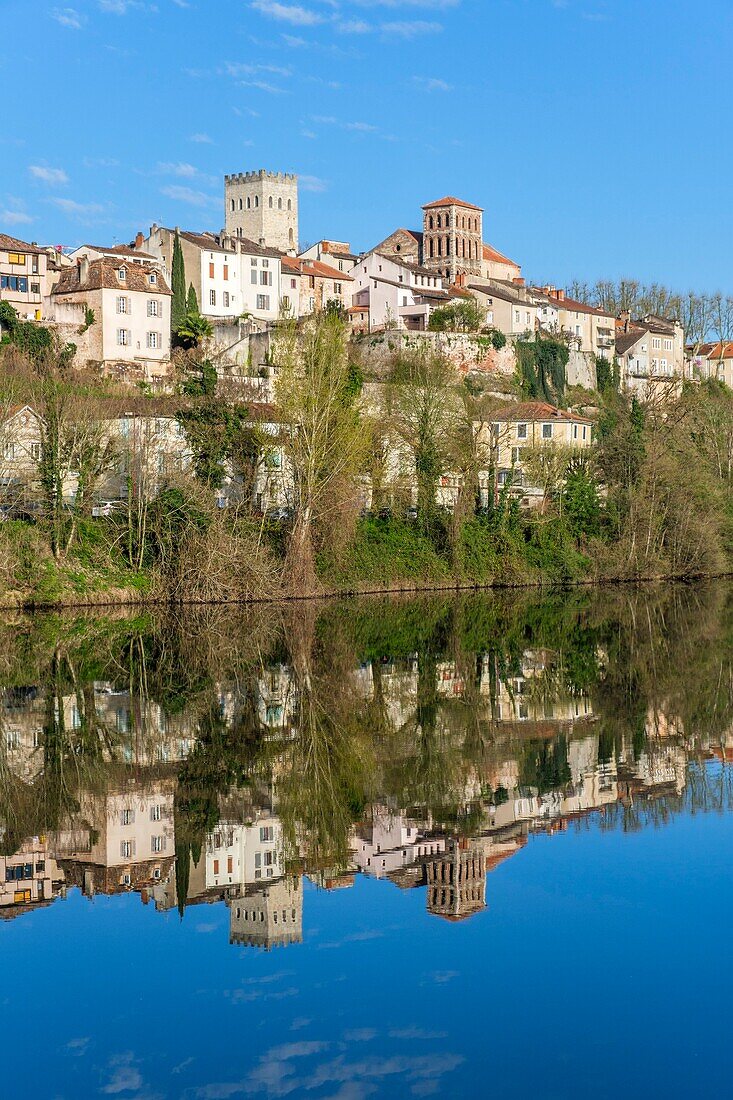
[618,308,630,332]
[556,289,565,302]
[134,231,144,250]
[79,255,89,285]
[512,277,525,288]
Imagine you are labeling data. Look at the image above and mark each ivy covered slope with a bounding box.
[0,313,733,607]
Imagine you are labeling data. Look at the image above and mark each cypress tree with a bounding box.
[171,230,187,332]
[186,283,199,314]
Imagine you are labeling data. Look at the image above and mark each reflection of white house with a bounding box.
[0,837,65,917]
[206,814,285,890]
[353,808,446,880]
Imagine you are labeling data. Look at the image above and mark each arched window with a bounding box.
[246,197,251,210]
[255,195,259,208]
[269,196,273,208]
[289,227,294,245]
[230,199,235,212]
[462,239,466,258]
[239,198,243,211]
[446,238,451,257]
[437,238,442,256]
[278,197,282,210]
[287,199,292,211]
[429,238,434,258]
[428,216,434,230]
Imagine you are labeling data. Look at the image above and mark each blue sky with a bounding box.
[3,0,732,290]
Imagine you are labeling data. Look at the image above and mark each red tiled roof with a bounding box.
[704,341,733,361]
[281,256,352,280]
[491,401,594,425]
[52,257,171,296]
[0,232,48,256]
[422,196,483,211]
[482,243,519,268]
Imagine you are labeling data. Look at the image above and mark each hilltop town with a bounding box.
[0,169,732,604]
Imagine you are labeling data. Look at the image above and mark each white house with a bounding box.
[350,251,449,332]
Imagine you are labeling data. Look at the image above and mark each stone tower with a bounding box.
[224,170,298,253]
[422,196,483,285]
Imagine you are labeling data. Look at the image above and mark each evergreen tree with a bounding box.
[186,283,199,314]
[171,230,187,333]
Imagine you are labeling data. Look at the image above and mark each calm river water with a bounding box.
[2,584,733,1098]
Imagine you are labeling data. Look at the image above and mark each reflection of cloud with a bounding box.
[290,1017,312,1031]
[101,1054,143,1095]
[172,1057,194,1074]
[319,930,383,949]
[343,1029,377,1042]
[65,1036,90,1057]
[389,1028,447,1041]
[428,970,458,984]
[195,921,218,933]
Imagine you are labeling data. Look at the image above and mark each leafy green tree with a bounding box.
[186,283,199,314]
[176,311,213,349]
[562,459,602,539]
[171,230,187,332]
[428,297,483,333]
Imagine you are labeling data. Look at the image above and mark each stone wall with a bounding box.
[355,331,516,378]
[567,350,597,390]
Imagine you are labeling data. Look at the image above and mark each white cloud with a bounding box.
[381,19,442,35]
[344,121,377,131]
[413,76,452,91]
[300,175,328,192]
[160,184,219,207]
[48,197,106,219]
[52,7,84,28]
[240,79,286,93]
[189,132,214,143]
[251,1,324,26]
[29,165,69,185]
[337,18,371,32]
[155,161,199,177]
[282,32,307,45]
[0,209,34,226]
[224,61,291,77]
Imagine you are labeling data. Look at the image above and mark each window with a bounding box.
[582,425,587,440]
[3,442,15,461]
[573,424,578,440]
[262,259,269,268]
[511,446,521,464]
[517,423,528,440]
[254,852,261,869]
[227,856,233,874]
[223,291,230,308]
[209,262,215,279]
[282,295,290,311]
[334,282,342,295]
[256,294,270,310]
[514,310,520,324]
[652,337,661,350]
[117,268,126,281]
[230,199,235,212]
[223,265,229,281]
[30,442,41,461]
[151,835,165,853]
[121,808,134,826]
[251,269,257,285]
[117,329,130,346]
[8,252,25,265]
[30,282,40,295]
[209,289,216,306]
[147,299,159,317]
[260,270,271,286]
[213,859,219,875]
[0,275,28,292]
[239,198,243,210]
[117,296,128,314]
[664,338,673,351]
[288,198,292,211]
[542,423,553,439]
[146,332,159,349]
[246,196,251,209]
[150,805,162,822]
[259,825,274,842]
[290,278,297,289]
[278,197,282,210]
[149,272,157,285]
[269,196,273,208]
[120,840,135,858]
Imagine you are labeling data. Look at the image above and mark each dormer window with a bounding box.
[149,272,157,285]
[117,267,126,281]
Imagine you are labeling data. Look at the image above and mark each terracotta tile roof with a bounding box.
[83,243,155,260]
[422,196,483,211]
[491,401,594,425]
[482,243,519,267]
[615,326,646,356]
[173,229,281,260]
[468,279,529,307]
[52,257,171,296]
[0,232,48,256]
[374,252,436,278]
[703,341,733,361]
[532,289,613,319]
[282,256,352,280]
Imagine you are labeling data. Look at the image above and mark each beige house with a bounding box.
[691,341,733,387]
[0,838,65,917]
[52,256,172,380]
[466,278,537,337]
[0,232,67,322]
[486,400,594,506]
[281,256,353,317]
[534,288,616,360]
[615,312,686,397]
[298,239,360,274]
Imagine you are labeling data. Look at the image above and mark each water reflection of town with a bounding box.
[2,620,731,946]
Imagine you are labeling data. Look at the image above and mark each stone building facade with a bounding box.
[422,196,483,284]
[224,170,298,253]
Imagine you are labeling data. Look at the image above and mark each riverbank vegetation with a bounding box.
[1,315,733,607]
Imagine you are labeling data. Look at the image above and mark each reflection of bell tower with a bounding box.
[229,877,303,948]
[427,840,486,921]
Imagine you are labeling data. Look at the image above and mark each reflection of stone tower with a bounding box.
[422,197,483,285]
[229,877,303,948]
[224,170,299,252]
[427,840,486,921]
